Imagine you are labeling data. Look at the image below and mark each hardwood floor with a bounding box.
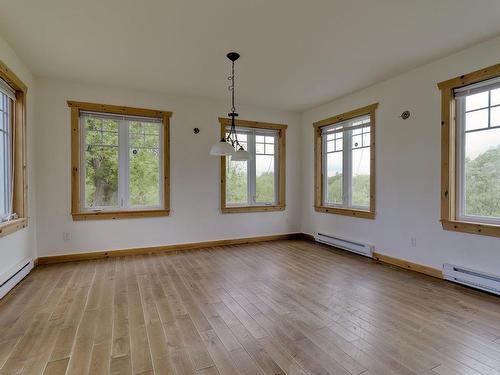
[1,240,500,375]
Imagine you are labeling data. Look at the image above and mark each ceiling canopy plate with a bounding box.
[226,52,240,62]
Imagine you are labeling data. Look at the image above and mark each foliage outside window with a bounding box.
[438,63,500,237]
[0,61,27,238]
[219,118,286,213]
[68,101,171,220]
[314,104,377,219]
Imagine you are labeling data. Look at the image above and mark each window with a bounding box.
[0,61,27,238]
[219,118,286,213]
[438,63,500,237]
[68,101,171,220]
[0,86,13,222]
[313,104,377,219]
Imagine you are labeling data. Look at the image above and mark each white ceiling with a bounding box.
[1,0,500,111]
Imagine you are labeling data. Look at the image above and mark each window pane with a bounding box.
[352,134,362,149]
[362,132,370,147]
[129,148,160,206]
[352,117,370,126]
[352,147,370,207]
[265,144,274,155]
[463,128,500,218]
[491,106,500,127]
[129,121,161,207]
[326,152,342,204]
[256,154,275,202]
[465,109,488,131]
[85,146,119,208]
[326,140,335,152]
[84,118,119,208]
[85,129,118,146]
[86,117,118,132]
[327,134,343,152]
[256,143,265,154]
[335,138,343,151]
[0,94,11,219]
[226,128,280,207]
[466,91,488,111]
[85,117,119,145]
[233,132,247,150]
[0,129,6,217]
[226,158,248,204]
[491,88,500,106]
[130,121,160,148]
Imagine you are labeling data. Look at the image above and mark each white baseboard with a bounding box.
[0,258,34,299]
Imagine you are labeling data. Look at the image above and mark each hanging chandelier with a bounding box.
[209,52,251,160]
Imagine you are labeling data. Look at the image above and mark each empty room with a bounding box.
[1,1,500,374]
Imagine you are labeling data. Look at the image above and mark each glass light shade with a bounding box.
[209,140,235,156]
[231,147,251,161]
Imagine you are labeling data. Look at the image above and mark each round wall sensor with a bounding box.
[401,110,410,120]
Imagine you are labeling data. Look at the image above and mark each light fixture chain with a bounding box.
[211,52,250,158]
[231,60,236,113]
[226,58,241,148]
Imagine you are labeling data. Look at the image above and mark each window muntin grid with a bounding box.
[225,127,279,206]
[322,115,371,209]
[455,78,500,224]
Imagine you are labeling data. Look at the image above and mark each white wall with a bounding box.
[300,36,500,275]
[0,37,37,276]
[35,79,301,257]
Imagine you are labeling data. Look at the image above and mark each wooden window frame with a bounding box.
[0,60,28,238]
[438,63,500,237]
[313,103,377,219]
[219,117,287,214]
[67,101,172,220]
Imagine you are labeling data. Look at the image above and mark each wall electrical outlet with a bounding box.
[410,237,417,248]
[63,232,70,241]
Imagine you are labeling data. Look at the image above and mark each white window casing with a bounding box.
[79,112,164,212]
[225,126,279,206]
[321,114,371,210]
[0,90,14,222]
[455,75,500,225]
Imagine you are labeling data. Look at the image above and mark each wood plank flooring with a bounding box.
[1,240,500,375]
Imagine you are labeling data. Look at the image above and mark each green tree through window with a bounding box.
[85,118,119,207]
[84,117,162,209]
[465,146,500,218]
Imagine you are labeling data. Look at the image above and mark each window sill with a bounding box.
[221,205,285,214]
[314,206,375,219]
[441,219,500,238]
[72,209,170,221]
[0,218,28,238]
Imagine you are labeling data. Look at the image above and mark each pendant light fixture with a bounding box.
[209,52,251,160]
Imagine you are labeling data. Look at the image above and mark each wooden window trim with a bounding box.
[0,218,28,238]
[0,60,28,238]
[67,101,172,220]
[219,117,287,214]
[437,63,500,237]
[313,103,378,219]
[313,206,375,219]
